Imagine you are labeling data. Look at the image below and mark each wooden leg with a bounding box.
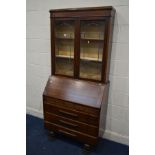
[48,131,56,140]
[82,144,92,153]
[84,144,91,150]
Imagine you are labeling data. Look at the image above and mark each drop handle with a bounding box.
[59,120,78,128]
[58,110,78,118]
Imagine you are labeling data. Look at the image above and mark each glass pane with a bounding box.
[55,20,74,76]
[80,20,105,81]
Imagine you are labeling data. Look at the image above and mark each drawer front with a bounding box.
[44,112,98,136]
[43,96,100,116]
[44,121,98,145]
[44,103,99,126]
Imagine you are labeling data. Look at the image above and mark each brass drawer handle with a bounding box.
[59,110,78,118]
[59,120,78,128]
[58,129,77,137]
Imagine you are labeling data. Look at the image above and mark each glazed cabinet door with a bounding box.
[79,20,105,81]
[54,19,75,77]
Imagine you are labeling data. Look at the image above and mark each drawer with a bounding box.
[44,103,99,126]
[44,121,98,145]
[44,112,98,136]
[43,96,100,116]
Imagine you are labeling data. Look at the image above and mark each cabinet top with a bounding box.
[50,6,115,12]
[49,6,115,17]
[43,76,106,108]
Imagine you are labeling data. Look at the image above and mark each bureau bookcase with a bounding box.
[43,6,115,149]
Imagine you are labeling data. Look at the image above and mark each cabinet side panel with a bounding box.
[99,83,109,136]
[102,16,115,83]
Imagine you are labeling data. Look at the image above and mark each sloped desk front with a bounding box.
[43,76,109,146]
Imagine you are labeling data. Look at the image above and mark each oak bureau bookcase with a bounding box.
[43,6,115,149]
